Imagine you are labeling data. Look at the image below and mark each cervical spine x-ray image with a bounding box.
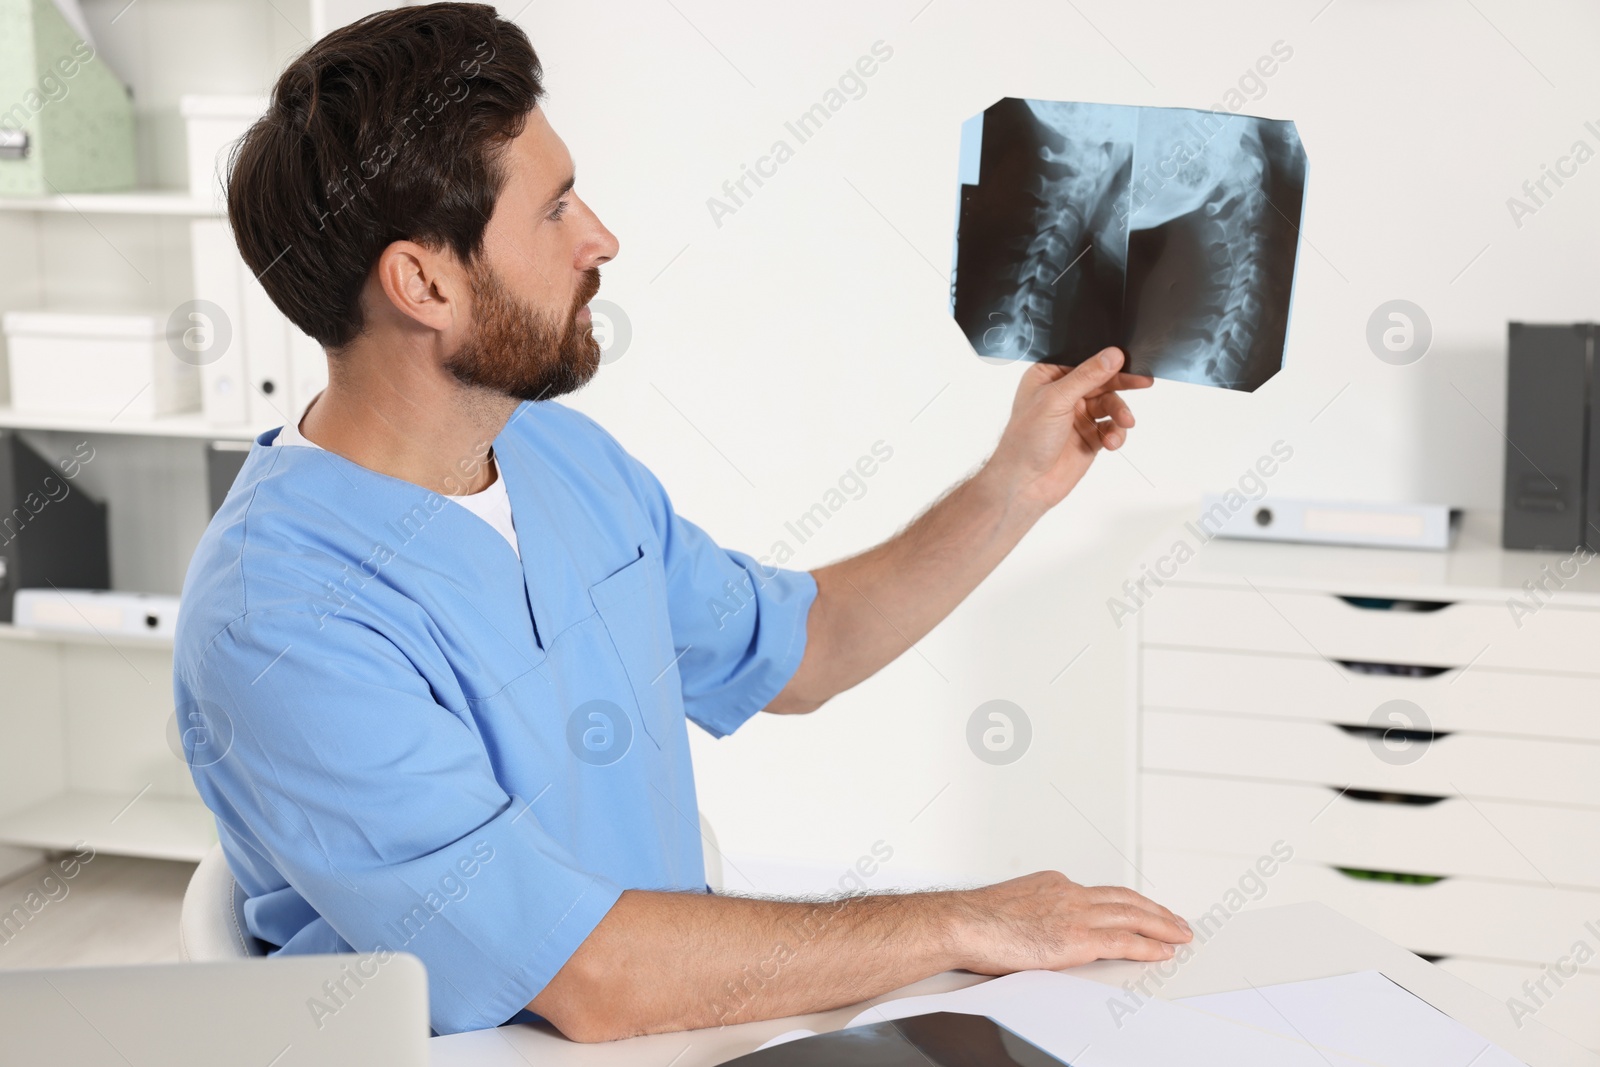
[951,98,1307,392]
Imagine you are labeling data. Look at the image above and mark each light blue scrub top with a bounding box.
[172,400,817,1036]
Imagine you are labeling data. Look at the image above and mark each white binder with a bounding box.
[188,219,248,424]
[190,221,327,427]
[288,326,328,415]
[241,261,291,425]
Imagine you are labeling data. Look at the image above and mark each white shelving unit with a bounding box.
[0,406,266,440]
[0,192,221,216]
[0,621,174,650]
[0,0,405,884]
[0,791,219,864]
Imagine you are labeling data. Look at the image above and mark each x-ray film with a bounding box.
[951,98,1307,392]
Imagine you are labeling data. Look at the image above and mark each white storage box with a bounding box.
[179,95,269,209]
[3,311,200,419]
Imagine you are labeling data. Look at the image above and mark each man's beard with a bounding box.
[443,262,603,402]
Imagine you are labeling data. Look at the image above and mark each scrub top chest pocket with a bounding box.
[587,544,684,749]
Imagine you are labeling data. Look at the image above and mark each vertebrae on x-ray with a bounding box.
[984,102,1272,387]
[980,103,1129,361]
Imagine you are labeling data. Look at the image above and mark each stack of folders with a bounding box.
[728,971,1529,1067]
[190,219,328,426]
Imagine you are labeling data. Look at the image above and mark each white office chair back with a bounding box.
[699,811,724,891]
[179,842,267,961]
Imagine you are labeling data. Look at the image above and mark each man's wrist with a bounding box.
[973,456,1052,531]
[921,888,979,973]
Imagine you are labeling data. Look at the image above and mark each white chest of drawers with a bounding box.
[1128,511,1600,1049]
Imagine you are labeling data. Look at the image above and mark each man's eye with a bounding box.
[549,198,569,221]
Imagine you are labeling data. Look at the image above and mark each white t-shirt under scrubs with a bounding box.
[273,392,520,558]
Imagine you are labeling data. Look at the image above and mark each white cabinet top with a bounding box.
[1149,510,1600,607]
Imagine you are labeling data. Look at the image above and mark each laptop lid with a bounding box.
[0,953,429,1066]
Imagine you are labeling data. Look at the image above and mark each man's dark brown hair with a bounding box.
[228,3,544,349]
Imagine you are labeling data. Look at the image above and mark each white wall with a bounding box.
[524,0,1600,894]
[35,0,1600,897]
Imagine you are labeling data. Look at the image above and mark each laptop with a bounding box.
[0,953,430,1065]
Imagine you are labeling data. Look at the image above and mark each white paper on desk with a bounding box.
[853,970,1371,1066]
[1178,970,1528,1067]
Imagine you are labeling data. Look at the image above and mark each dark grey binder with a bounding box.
[1588,331,1600,552]
[1502,322,1594,551]
[0,430,111,623]
[205,440,253,516]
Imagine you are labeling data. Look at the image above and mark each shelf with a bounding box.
[0,790,216,863]
[0,406,270,441]
[0,191,222,217]
[0,622,175,650]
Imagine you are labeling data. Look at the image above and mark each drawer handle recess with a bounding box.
[1337,660,1450,678]
[1338,787,1447,807]
[1337,596,1453,613]
[1336,723,1449,745]
[1335,866,1446,886]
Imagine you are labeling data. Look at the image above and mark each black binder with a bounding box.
[0,430,111,622]
[205,440,252,515]
[1502,322,1596,551]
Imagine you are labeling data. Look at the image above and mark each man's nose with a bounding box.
[577,197,619,268]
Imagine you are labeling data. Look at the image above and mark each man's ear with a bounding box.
[373,240,461,333]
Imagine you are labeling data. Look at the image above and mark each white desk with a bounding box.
[428,902,1600,1066]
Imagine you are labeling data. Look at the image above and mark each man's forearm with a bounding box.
[529,871,1191,1042]
[772,461,1045,713]
[529,887,960,1041]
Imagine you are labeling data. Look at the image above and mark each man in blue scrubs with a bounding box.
[175,2,1191,1041]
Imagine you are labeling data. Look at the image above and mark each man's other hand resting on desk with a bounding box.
[532,872,1193,1042]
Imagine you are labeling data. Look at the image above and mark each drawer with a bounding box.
[1438,958,1600,1052]
[1142,584,1600,675]
[1142,647,1600,743]
[1142,708,1600,807]
[1141,773,1600,889]
[1142,848,1600,965]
